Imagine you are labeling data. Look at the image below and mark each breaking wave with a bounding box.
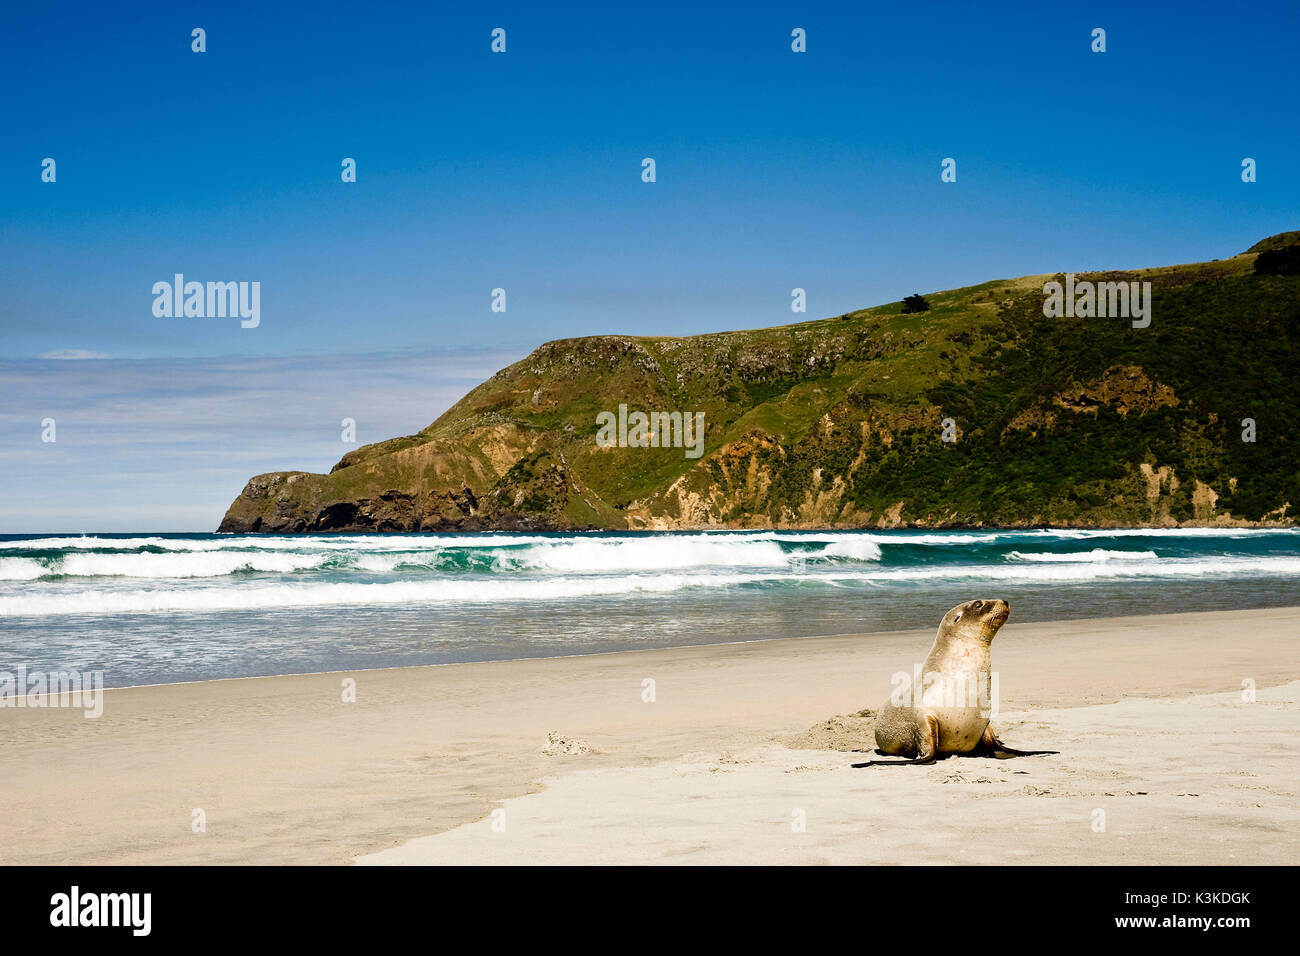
[1,528,1296,617]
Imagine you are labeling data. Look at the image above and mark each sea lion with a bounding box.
[854,599,1057,767]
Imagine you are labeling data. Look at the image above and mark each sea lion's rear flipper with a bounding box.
[980,724,1058,758]
[986,745,1059,758]
[853,713,939,767]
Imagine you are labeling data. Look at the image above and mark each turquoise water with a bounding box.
[1,528,1297,687]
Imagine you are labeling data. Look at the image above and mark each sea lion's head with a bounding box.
[940,599,1010,644]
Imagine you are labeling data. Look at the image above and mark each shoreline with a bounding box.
[215,520,1300,535]
[2,605,1297,865]
[12,593,1300,694]
[7,524,1296,537]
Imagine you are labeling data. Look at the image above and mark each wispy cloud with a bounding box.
[0,348,525,532]
[37,349,111,360]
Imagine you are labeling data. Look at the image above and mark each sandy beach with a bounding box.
[2,606,1297,866]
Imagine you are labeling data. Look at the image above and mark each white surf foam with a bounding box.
[513,535,826,573]
[3,555,1298,617]
[817,539,887,561]
[1006,549,1159,563]
[0,557,46,581]
[54,550,330,579]
[0,533,549,553]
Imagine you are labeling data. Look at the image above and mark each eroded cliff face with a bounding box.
[219,235,1300,533]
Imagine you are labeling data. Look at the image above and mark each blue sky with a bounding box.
[2,0,1297,530]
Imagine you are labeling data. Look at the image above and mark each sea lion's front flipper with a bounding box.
[980,724,1059,758]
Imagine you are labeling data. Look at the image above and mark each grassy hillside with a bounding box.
[219,234,1300,532]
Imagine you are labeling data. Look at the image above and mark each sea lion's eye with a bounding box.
[970,601,983,611]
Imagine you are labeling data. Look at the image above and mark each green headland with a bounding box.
[219,234,1299,532]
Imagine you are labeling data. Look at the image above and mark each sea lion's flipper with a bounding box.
[851,757,934,767]
[853,713,939,767]
[985,745,1059,758]
[980,724,1058,758]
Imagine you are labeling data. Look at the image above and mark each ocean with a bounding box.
[2,528,1298,688]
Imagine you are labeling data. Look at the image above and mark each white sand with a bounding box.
[359,682,1299,865]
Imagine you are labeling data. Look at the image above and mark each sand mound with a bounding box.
[786,710,875,751]
[541,731,592,756]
